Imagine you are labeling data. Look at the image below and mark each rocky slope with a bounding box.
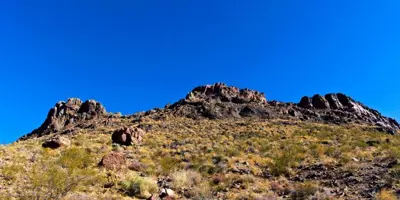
[21,83,399,140]
[2,83,400,200]
[167,83,399,134]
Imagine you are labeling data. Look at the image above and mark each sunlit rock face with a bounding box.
[20,98,107,140]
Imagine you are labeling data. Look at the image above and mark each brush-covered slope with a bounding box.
[1,83,400,200]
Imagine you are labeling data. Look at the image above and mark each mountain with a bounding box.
[21,83,399,141]
[1,83,400,200]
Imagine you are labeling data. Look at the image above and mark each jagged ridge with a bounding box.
[20,83,400,140]
[19,98,107,140]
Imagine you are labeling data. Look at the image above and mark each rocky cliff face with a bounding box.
[20,83,399,140]
[166,83,399,134]
[184,83,267,104]
[19,98,107,140]
[295,93,400,134]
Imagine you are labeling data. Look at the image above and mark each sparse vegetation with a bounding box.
[376,189,397,200]
[1,118,400,199]
[120,173,158,198]
[171,170,202,189]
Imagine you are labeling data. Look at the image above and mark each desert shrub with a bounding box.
[1,163,24,181]
[16,147,100,200]
[226,174,255,191]
[159,157,178,174]
[171,170,202,189]
[387,165,400,186]
[20,163,99,200]
[226,147,241,157]
[58,147,93,169]
[198,164,218,175]
[290,182,318,200]
[185,182,212,200]
[269,142,304,177]
[324,146,338,157]
[212,155,227,164]
[259,142,270,154]
[310,143,326,159]
[376,189,397,200]
[120,175,158,198]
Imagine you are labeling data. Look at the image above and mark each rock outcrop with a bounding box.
[161,83,399,134]
[100,152,126,170]
[168,83,270,119]
[19,98,106,140]
[184,83,267,104]
[42,136,71,149]
[19,83,400,140]
[111,127,144,146]
[297,93,400,134]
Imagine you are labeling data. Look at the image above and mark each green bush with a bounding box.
[159,157,178,174]
[58,147,93,169]
[16,147,101,200]
[226,147,241,157]
[1,164,23,181]
[171,170,202,189]
[120,175,158,198]
[269,142,304,177]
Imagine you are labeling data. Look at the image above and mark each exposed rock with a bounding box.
[159,188,176,199]
[336,93,352,107]
[299,97,313,109]
[20,98,106,140]
[147,195,157,200]
[162,84,399,134]
[296,93,400,134]
[292,161,394,199]
[78,100,106,117]
[100,152,126,170]
[185,82,266,104]
[311,95,330,109]
[103,182,115,188]
[325,94,343,109]
[111,127,144,146]
[42,136,71,149]
[127,161,147,171]
[19,83,400,140]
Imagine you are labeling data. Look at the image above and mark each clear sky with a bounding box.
[1,0,400,144]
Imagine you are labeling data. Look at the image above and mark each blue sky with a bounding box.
[1,0,400,143]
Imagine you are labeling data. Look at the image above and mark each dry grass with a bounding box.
[376,189,397,200]
[1,117,400,199]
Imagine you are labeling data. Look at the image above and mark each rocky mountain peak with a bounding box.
[184,82,267,104]
[297,93,400,134]
[19,98,106,140]
[19,83,400,140]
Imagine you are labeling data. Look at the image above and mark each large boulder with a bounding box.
[311,95,330,109]
[299,97,313,109]
[111,127,144,146]
[325,94,343,109]
[336,93,352,107]
[100,152,126,170]
[78,100,106,117]
[42,136,71,149]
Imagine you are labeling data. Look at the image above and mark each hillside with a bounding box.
[1,83,400,200]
